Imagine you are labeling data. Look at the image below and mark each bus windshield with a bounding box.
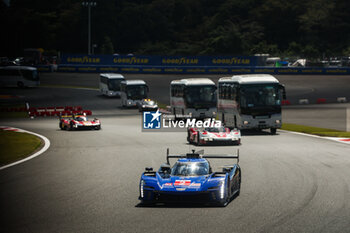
[171,162,209,176]
[108,79,122,91]
[185,85,216,108]
[126,85,148,100]
[240,84,281,108]
[21,69,39,81]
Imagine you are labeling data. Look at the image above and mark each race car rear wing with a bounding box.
[166,148,239,165]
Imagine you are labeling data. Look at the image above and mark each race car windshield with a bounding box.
[205,127,226,133]
[171,162,209,176]
[75,116,87,121]
[144,100,155,105]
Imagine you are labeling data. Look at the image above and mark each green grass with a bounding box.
[0,103,28,118]
[0,112,28,118]
[157,102,168,110]
[0,130,42,166]
[282,123,350,137]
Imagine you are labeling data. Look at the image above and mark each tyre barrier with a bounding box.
[282,100,291,105]
[337,97,347,103]
[299,99,309,104]
[316,98,326,104]
[22,106,90,117]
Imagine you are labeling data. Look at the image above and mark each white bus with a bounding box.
[99,73,125,97]
[0,66,40,87]
[120,80,148,107]
[217,74,286,134]
[170,78,217,119]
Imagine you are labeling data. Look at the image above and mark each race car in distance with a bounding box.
[59,113,101,130]
[137,98,158,112]
[187,126,241,146]
[139,149,241,207]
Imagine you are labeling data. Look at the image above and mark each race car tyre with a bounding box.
[59,122,65,130]
[270,128,277,135]
[187,130,191,143]
[69,122,74,131]
[95,125,101,130]
[235,139,241,145]
[196,135,201,146]
[140,200,155,206]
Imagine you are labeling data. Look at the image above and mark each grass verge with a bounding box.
[0,130,43,166]
[282,123,350,137]
[0,103,28,118]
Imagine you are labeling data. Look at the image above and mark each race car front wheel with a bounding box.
[196,135,201,146]
[69,122,74,131]
[59,122,65,130]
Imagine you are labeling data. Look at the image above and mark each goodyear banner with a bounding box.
[52,54,350,75]
[57,64,350,75]
[60,54,257,67]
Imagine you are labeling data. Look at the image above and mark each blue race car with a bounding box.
[139,149,241,207]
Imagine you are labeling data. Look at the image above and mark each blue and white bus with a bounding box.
[170,78,217,119]
[120,80,149,107]
[0,66,40,87]
[217,74,286,134]
[99,73,125,97]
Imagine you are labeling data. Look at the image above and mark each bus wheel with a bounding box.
[270,128,277,135]
[17,81,24,88]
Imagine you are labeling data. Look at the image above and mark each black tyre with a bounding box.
[69,122,74,131]
[95,125,101,130]
[187,130,191,143]
[196,135,201,146]
[270,128,277,135]
[235,139,241,145]
[59,122,64,130]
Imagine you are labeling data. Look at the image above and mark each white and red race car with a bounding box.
[59,114,101,130]
[187,126,241,146]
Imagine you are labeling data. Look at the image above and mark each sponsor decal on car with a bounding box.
[174,180,191,186]
[190,183,201,187]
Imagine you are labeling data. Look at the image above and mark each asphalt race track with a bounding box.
[1,73,350,233]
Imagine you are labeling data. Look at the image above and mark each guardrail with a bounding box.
[0,105,92,117]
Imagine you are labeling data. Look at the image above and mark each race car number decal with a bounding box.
[174,180,191,186]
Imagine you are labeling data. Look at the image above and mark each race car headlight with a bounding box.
[140,180,144,198]
[142,105,146,108]
[189,112,192,117]
[243,121,249,125]
[276,120,281,124]
[220,181,225,199]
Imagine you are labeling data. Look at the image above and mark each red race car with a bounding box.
[59,113,101,131]
[187,126,241,146]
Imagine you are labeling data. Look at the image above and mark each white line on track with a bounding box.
[280,129,350,145]
[0,126,51,171]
